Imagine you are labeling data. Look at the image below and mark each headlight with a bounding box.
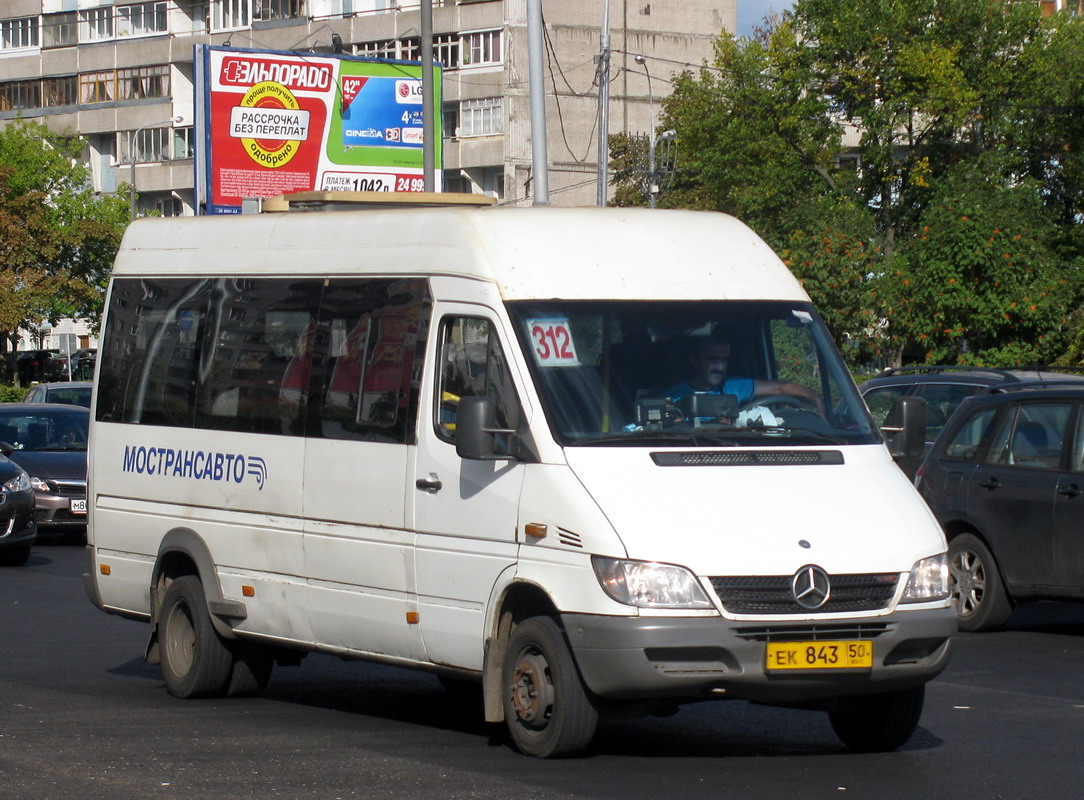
[29,476,51,493]
[2,470,31,494]
[592,556,714,609]
[901,554,949,602]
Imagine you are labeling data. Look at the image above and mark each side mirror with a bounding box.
[0,441,11,457]
[455,396,516,461]
[882,395,927,460]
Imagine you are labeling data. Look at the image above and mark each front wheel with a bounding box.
[502,616,599,758]
[948,533,1012,632]
[828,686,925,752]
[159,575,234,699]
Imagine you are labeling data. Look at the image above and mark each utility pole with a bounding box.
[527,0,549,204]
[421,0,435,191]
[596,1,611,207]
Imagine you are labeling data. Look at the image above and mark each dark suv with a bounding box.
[861,366,1084,478]
[917,382,1084,630]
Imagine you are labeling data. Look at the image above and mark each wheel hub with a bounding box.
[510,651,553,728]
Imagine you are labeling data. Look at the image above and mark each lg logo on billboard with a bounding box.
[395,80,423,104]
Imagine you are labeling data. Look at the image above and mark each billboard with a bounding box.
[194,45,442,214]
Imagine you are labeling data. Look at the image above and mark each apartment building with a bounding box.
[0,0,735,213]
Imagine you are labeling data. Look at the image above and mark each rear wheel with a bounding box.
[949,533,1012,632]
[828,686,925,752]
[159,575,234,698]
[502,616,598,758]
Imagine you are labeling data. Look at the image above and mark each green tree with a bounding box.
[0,119,129,379]
[620,0,1084,368]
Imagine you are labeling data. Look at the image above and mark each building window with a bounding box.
[0,16,39,51]
[442,102,459,139]
[433,32,459,68]
[459,97,502,137]
[79,71,116,104]
[0,80,41,112]
[116,2,168,38]
[116,65,170,100]
[42,76,78,107]
[42,12,77,49]
[154,196,185,217]
[461,30,501,67]
[118,125,191,165]
[356,38,397,59]
[255,0,304,21]
[213,0,251,30]
[80,7,115,42]
[173,127,195,159]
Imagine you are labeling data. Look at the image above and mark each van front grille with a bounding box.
[711,573,899,614]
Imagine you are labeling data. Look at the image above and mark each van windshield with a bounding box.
[507,300,879,447]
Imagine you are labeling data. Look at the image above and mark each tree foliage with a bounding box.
[0,119,129,356]
[616,0,1084,367]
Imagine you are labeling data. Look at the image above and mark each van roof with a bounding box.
[114,206,809,303]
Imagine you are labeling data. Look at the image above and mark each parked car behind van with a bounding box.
[861,366,1084,478]
[23,381,93,408]
[0,454,35,566]
[918,382,1084,630]
[0,404,88,537]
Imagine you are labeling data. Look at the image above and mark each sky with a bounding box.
[737,0,795,37]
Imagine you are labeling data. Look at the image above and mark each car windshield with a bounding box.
[0,410,89,451]
[507,299,879,447]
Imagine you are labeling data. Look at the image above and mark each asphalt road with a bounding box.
[3,535,1083,800]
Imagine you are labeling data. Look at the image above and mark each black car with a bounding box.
[15,349,68,385]
[0,404,88,536]
[861,366,1084,478]
[917,382,1084,631]
[0,453,36,566]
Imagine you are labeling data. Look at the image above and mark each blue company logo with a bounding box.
[122,445,267,491]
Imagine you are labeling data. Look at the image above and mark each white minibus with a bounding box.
[85,197,954,757]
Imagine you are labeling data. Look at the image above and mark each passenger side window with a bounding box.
[436,317,522,446]
[95,278,212,426]
[315,279,430,445]
[943,407,998,462]
[988,403,1070,470]
[195,279,322,436]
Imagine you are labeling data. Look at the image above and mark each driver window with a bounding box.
[436,317,522,445]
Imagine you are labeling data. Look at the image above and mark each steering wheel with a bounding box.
[739,394,818,414]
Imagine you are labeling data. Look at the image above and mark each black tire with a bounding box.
[502,616,598,758]
[226,641,274,698]
[159,575,234,699]
[829,686,925,752]
[0,542,32,567]
[948,533,1012,632]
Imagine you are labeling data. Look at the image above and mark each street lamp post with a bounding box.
[634,55,671,209]
[130,116,182,221]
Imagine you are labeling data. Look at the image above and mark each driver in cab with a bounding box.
[667,336,824,416]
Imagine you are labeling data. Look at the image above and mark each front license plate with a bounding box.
[765,640,873,671]
[70,499,87,515]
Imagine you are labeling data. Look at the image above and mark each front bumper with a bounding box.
[34,492,87,529]
[562,606,957,705]
[0,497,37,550]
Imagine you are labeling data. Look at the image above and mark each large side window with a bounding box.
[194,279,322,435]
[96,278,211,426]
[987,403,1070,470]
[314,278,430,444]
[436,317,521,447]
